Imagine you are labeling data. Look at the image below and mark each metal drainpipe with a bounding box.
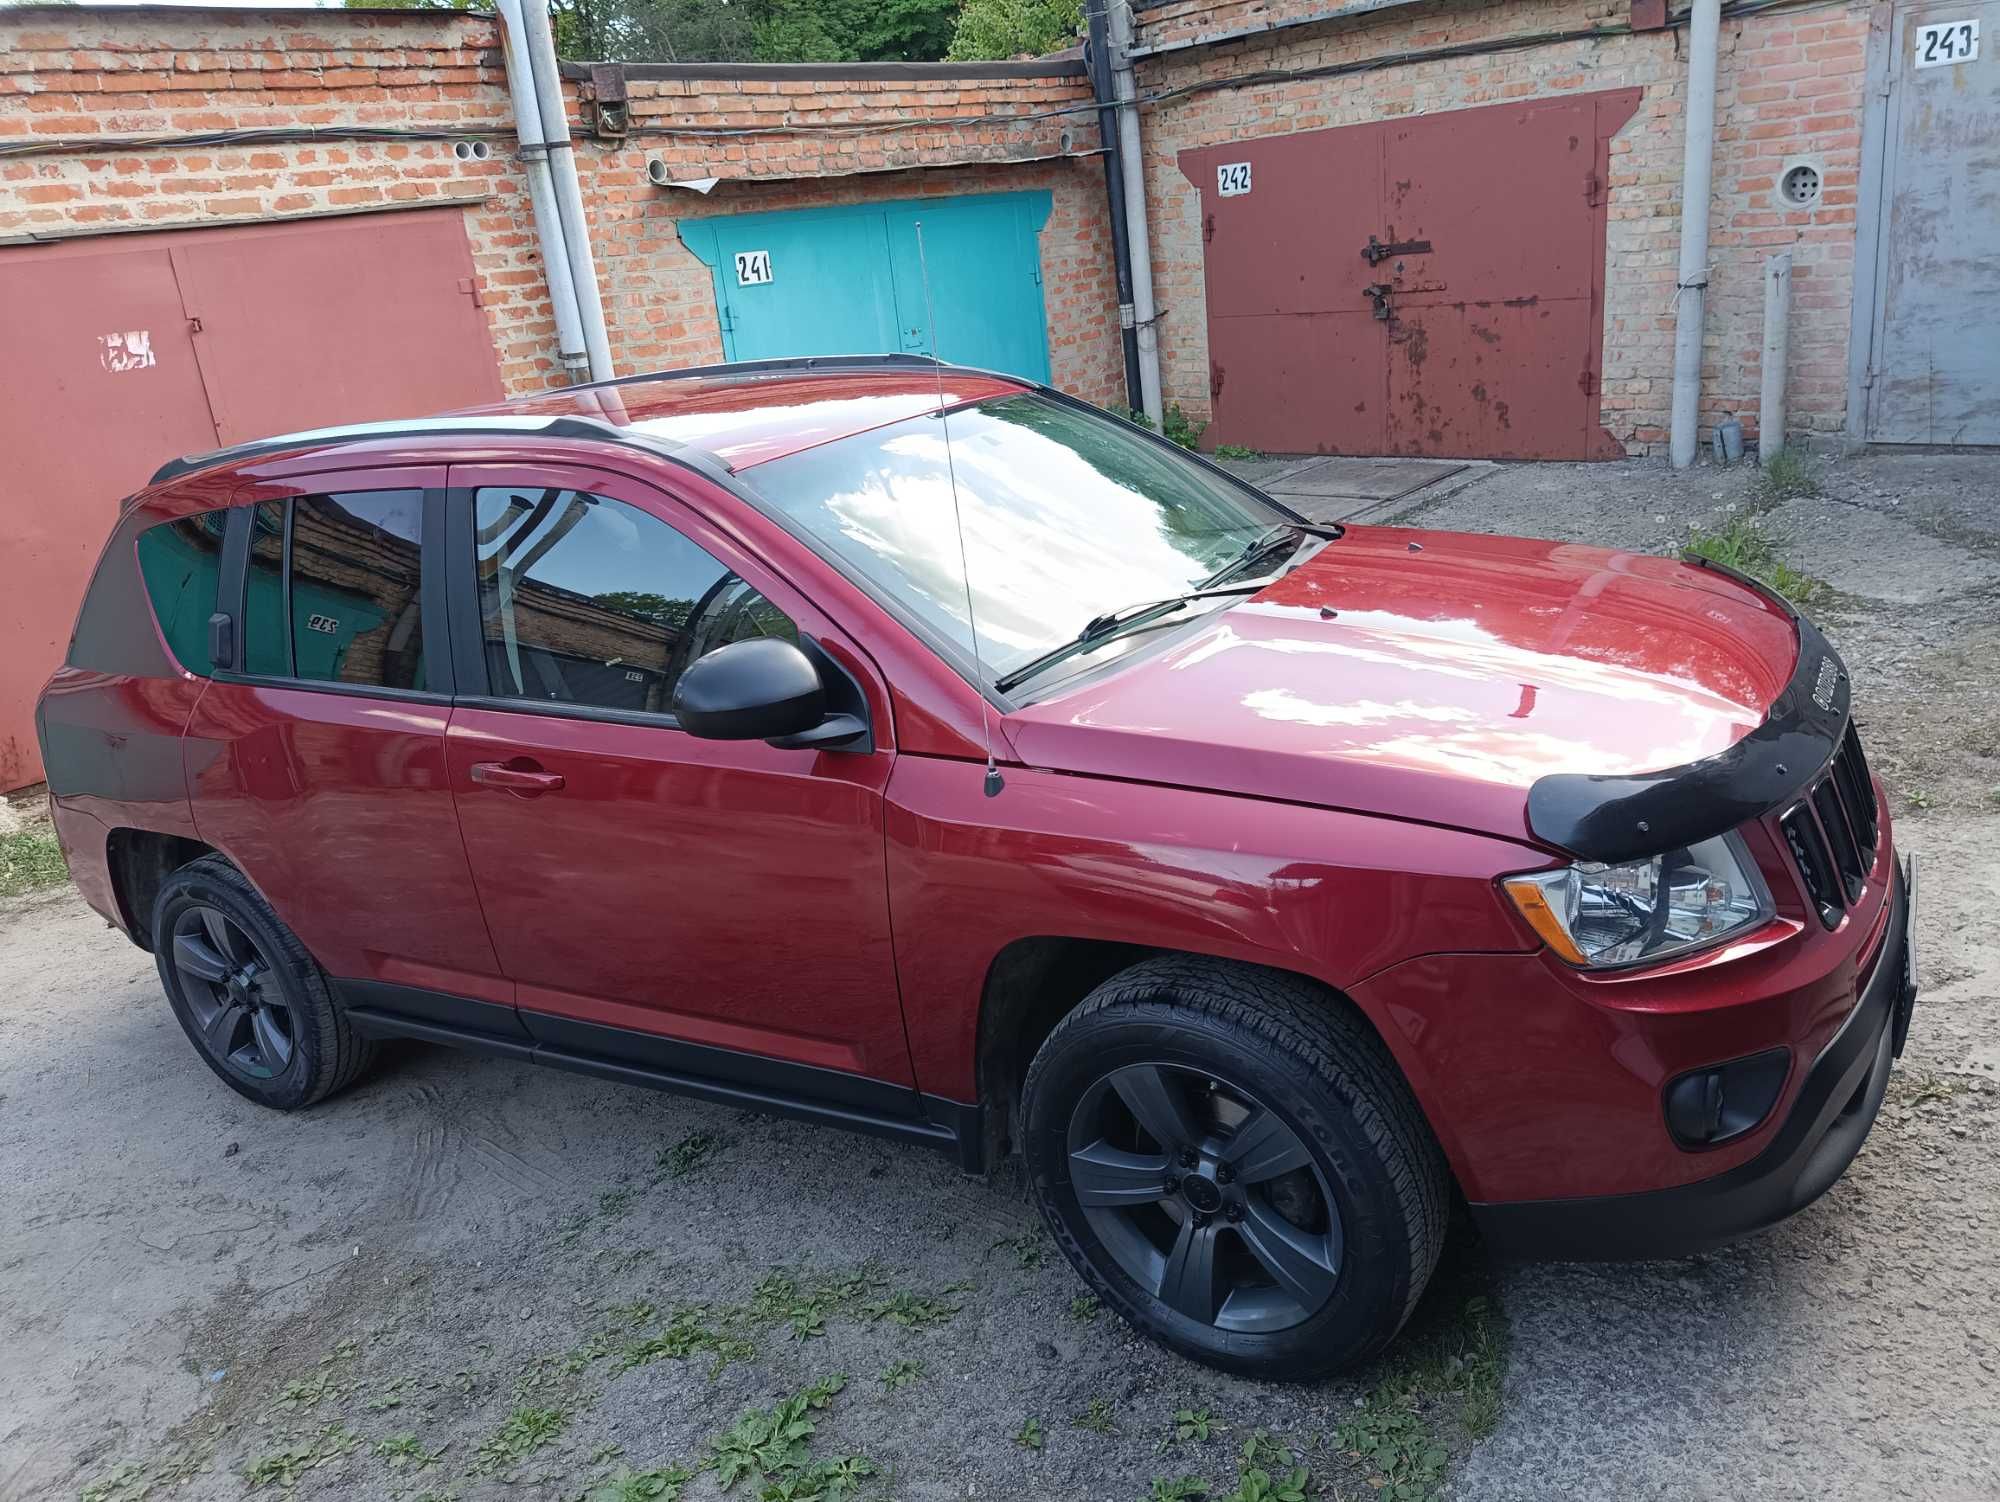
[1669,0,1722,468]
[493,0,590,385]
[1086,5,1143,412]
[1106,0,1164,427]
[519,0,616,382]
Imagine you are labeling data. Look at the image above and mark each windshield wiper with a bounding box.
[1199,521,1342,590]
[994,582,1267,694]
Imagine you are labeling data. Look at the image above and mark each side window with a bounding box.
[135,509,230,676]
[238,490,429,690]
[472,486,796,717]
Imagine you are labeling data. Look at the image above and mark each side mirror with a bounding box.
[671,638,825,741]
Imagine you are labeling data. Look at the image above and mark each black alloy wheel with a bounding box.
[170,905,296,1081]
[1067,1062,1342,1333]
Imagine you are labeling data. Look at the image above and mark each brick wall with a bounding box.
[1133,0,1871,450]
[0,9,1121,405]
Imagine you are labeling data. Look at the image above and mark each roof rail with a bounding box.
[580,351,960,394]
[147,414,692,487]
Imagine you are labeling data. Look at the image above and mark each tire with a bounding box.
[1021,955,1449,1380]
[152,855,376,1110]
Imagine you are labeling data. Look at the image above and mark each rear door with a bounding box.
[439,463,917,1104]
[183,470,510,1019]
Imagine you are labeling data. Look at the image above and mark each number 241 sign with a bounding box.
[734,249,773,286]
[1915,18,1979,66]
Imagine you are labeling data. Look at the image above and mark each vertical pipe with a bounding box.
[1086,5,1143,411]
[1759,250,1792,463]
[493,0,589,385]
[1106,0,1164,427]
[519,0,616,382]
[1669,0,1722,468]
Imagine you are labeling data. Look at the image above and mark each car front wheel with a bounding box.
[1021,956,1449,1380]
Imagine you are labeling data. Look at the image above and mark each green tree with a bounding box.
[946,0,1082,60]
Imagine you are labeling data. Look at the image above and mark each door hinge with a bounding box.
[1210,363,1225,399]
[1204,212,1216,245]
[1578,368,1599,397]
[718,302,735,334]
[1584,174,1604,207]
[457,276,484,308]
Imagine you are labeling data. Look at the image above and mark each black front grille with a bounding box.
[1779,725,1881,928]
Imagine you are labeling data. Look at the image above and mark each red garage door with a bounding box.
[0,208,505,790]
[1181,90,1639,461]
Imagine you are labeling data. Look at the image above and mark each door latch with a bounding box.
[1362,234,1434,265]
[1363,283,1394,320]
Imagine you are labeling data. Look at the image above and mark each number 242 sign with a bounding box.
[1915,18,1979,66]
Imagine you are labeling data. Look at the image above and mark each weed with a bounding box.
[1336,1396,1447,1502]
[1073,1396,1119,1436]
[614,1308,755,1380]
[373,1433,445,1472]
[654,1129,723,1180]
[1212,444,1265,460]
[1907,787,1933,811]
[1755,449,1819,501]
[1108,403,1155,430]
[710,1376,851,1492]
[1015,1416,1046,1450]
[1169,1407,1218,1444]
[1147,1479,1209,1501]
[1219,1466,1309,1502]
[598,1185,638,1219]
[752,1266,880,1339]
[585,1464,694,1501]
[863,1289,960,1329]
[1683,514,1826,608]
[1163,405,1208,450]
[991,1230,1046,1269]
[78,1455,207,1502]
[241,1425,359,1491]
[264,1369,341,1417]
[0,828,66,898]
[1068,1294,1103,1324]
[879,1358,923,1391]
[471,1405,567,1473]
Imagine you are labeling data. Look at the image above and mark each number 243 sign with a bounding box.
[1915,18,1979,66]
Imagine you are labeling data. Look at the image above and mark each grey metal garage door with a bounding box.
[1862,0,2000,444]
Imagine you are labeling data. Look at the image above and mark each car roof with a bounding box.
[147,356,1033,488]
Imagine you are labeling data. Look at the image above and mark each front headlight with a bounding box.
[1503,831,1774,969]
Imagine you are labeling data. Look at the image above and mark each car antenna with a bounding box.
[914,219,1005,798]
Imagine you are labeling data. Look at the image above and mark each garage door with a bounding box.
[1862,0,2000,444]
[1180,90,1639,460]
[0,207,503,790]
[678,191,1054,383]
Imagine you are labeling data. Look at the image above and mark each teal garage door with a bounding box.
[679,191,1053,383]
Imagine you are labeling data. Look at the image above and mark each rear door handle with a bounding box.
[468,760,565,796]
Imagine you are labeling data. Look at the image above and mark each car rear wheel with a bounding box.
[1021,956,1449,1380]
[153,855,376,1110]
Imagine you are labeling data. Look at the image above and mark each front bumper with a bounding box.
[1471,858,1917,1261]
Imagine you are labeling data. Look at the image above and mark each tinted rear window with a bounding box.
[133,509,229,677]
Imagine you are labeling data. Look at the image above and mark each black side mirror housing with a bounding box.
[671,638,826,741]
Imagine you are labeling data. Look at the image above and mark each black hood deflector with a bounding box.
[1526,560,1850,864]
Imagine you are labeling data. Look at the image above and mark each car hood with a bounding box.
[1002,526,1802,846]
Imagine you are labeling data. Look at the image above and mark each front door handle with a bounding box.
[468,760,565,796]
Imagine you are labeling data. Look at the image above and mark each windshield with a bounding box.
[742,394,1292,684]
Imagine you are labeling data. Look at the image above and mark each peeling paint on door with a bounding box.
[97,329,156,372]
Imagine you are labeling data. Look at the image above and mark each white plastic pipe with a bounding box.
[493,0,589,384]
[1107,0,1164,427]
[1669,0,1722,468]
[1759,250,1792,463]
[518,0,615,382]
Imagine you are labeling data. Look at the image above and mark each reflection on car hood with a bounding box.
[1002,526,1801,844]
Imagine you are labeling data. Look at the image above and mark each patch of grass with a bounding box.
[1068,1294,1102,1324]
[613,1308,755,1380]
[1168,1407,1218,1445]
[1014,1416,1046,1451]
[78,1453,209,1502]
[263,1369,342,1417]
[1906,787,1933,811]
[991,1230,1046,1269]
[1683,513,1827,608]
[598,1185,638,1219]
[751,1266,881,1340]
[1755,449,1819,501]
[1212,444,1265,460]
[471,1405,567,1474]
[0,827,66,898]
[653,1129,723,1181]
[1163,405,1208,451]
[241,1425,360,1491]
[862,1288,961,1329]
[372,1433,445,1472]
[710,1375,856,1492]
[586,1464,694,1501]
[1147,1479,1209,1501]
[878,1358,923,1391]
[1072,1396,1119,1436]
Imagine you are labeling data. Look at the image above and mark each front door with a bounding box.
[440,464,916,1105]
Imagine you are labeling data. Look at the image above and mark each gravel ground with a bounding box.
[2,451,1996,1502]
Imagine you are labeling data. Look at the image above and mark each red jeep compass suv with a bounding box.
[38,356,1916,1379]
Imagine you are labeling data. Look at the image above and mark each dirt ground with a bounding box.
[2,451,1996,1502]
